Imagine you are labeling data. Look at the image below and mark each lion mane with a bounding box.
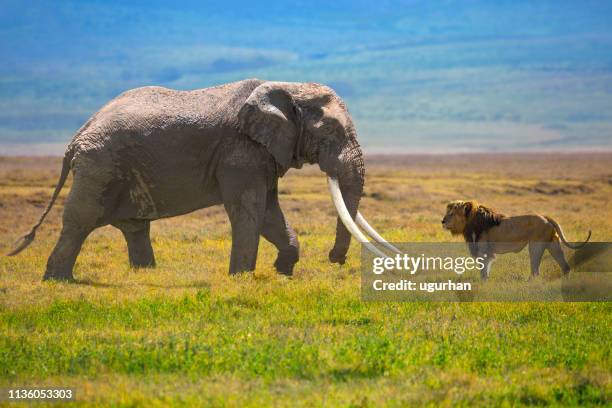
[462,201,505,256]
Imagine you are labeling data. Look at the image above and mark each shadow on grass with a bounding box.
[73,278,211,290]
[142,280,211,289]
[73,278,124,288]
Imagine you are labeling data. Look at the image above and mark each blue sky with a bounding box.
[1,0,612,152]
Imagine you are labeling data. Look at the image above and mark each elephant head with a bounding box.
[239,81,399,264]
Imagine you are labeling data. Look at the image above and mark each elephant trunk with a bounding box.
[328,138,366,264]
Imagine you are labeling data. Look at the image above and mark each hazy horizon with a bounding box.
[2,0,612,153]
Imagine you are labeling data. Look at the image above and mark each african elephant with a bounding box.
[8,79,396,281]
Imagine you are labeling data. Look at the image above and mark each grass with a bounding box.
[0,153,611,406]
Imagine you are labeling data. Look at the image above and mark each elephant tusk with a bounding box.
[327,177,388,259]
[356,212,402,254]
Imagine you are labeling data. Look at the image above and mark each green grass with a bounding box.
[1,288,610,406]
[0,154,611,406]
[2,287,610,406]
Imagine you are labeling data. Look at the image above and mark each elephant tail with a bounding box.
[6,146,74,256]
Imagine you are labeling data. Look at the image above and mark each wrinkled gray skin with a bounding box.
[10,79,366,281]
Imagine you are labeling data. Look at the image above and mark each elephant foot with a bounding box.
[328,247,347,265]
[130,258,156,269]
[274,249,298,276]
[229,270,254,277]
[42,269,75,282]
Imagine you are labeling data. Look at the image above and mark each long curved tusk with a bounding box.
[327,177,388,259]
[356,212,402,254]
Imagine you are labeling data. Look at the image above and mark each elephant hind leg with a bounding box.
[44,224,92,281]
[44,176,102,281]
[113,220,156,268]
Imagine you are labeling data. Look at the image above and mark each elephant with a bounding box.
[8,79,398,281]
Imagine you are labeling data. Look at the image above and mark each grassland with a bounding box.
[0,153,610,406]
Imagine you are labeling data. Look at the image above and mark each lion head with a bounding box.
[442,200,505,245]
[442,200,473,235]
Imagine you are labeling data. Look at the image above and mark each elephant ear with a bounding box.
[238,83,302,170]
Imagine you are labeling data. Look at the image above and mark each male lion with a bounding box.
[441,200,591,280]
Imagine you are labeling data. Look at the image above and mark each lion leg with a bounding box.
[528,242,546,279]
[548,236,570,275]
[479,254,494,280]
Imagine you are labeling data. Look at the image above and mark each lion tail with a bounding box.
[545,216,591,250]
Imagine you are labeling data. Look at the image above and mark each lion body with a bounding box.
[442,200,591,280]
[479,214,557,254]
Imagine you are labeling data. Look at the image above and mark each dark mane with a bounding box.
[463,203,505,256]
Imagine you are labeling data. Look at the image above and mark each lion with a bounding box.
[441,200,591,280]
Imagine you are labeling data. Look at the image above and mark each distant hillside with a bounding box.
[1,0,611,151]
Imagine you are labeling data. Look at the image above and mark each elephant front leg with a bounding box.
[261,186,299,276]
[221,179,267,275]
